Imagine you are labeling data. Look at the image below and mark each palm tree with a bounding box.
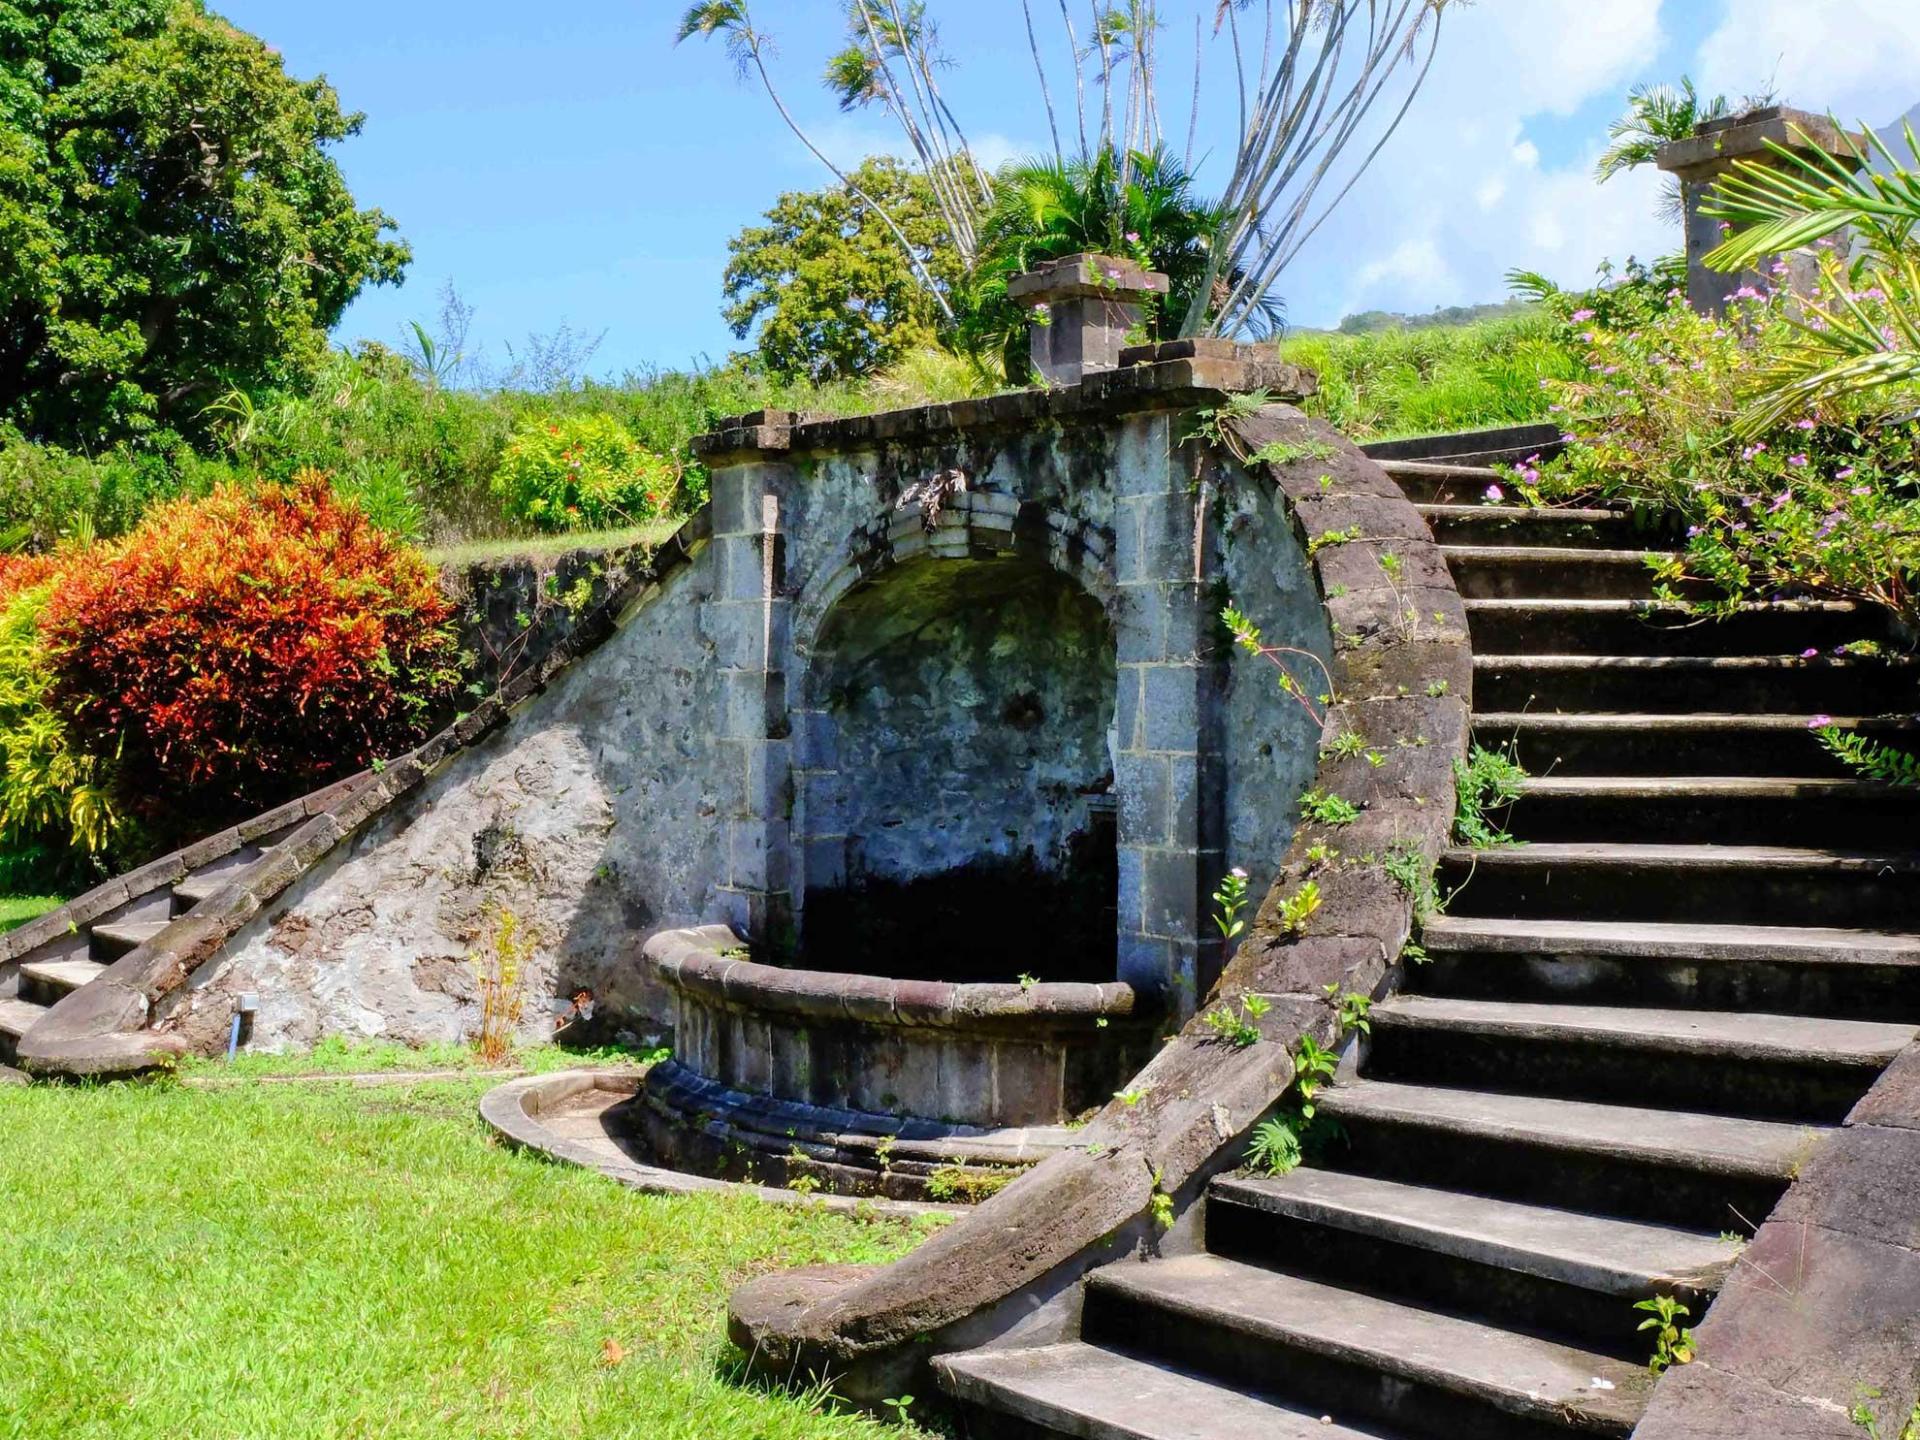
[959,146,1269,377]
[1704,120,1920,435]
[1596,78,1733,223]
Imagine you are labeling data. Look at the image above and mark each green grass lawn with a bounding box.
[0,1053,947,1439]
[0,893,63,932]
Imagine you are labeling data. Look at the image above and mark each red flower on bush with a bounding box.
[40,474,460,823]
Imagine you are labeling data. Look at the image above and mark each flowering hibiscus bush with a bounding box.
[40,476,461,826]
[1531,266,1920,624]
[491,414,679,532]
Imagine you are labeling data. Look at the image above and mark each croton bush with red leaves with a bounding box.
[38,474,461,828]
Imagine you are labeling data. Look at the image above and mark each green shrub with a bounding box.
[1535,275,1920,625]
[0,582,127,892]
[491,414,679,532]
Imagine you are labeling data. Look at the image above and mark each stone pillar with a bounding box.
[1009,253,1171,387]
[1111,410,1218,1015]
[694,411,795,949]
[1657,107,1863,316]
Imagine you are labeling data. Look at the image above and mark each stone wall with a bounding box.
[152,353,1331,1051]
[155,552,724,1050]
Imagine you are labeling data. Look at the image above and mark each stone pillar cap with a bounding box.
[1658,106,1865,179]
[1007,253,1170,306]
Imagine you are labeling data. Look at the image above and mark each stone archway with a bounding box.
[791,541,1118,984]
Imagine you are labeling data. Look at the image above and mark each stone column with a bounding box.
[1111,409,1219,1015]
[693,411,795,949]
[1009,254,1171,387]
[1657,107,1863,316]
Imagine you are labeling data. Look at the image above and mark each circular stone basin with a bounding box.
[645,925,1160,1130]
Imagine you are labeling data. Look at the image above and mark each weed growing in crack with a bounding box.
[1204,993,1272,1049]
[1300,788,1361,825]
[1636,1295,1696,1376]
[1454,741,1528,847]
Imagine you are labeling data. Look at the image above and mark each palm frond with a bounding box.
[1705,121,1920,271]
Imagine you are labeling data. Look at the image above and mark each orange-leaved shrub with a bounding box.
[40,474,461,824]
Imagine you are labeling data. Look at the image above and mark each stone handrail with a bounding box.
[15,508,717,1078]
[649,926,1148,1036]
[727,402,1471,1398]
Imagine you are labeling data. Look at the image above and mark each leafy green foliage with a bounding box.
[1277,880,1322,935]
[1535,264,1920,625]
[491,414,678,533]
[1596,77,1738,222]
[1383,839,1440,920]
[962,146,1236,376]
[723,157,965,382]
[1203,993,1270,1049]
[1453,743,1528,848]
[1635,1295,1697,1376]
[1814,726,1920,786]
[0,0,409,446]
[1244,1118,1303,1177]
[0,581,126,891]
[1299,788,1361,827]
[1704,122,1920,434]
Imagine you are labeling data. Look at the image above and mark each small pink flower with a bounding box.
[1230,866,1248,879]
[1852,485,1872,496]
[1836,466,1856,479]
[1570,308,1596,322]
[1124,231,1140,244]
[1801,648,1820,659]
[1788,454,1809,467]
[1794,418,1816,430]
[1808,714,1835,728]
[1484,483,1505,503]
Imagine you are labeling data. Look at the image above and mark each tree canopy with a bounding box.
[0,0,409,446]
[722,156,961,382]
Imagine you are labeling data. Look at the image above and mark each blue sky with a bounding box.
[221,1,1920,379]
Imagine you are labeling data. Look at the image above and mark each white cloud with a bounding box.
[1300,1,1668,324]
[1696,0,1920,126]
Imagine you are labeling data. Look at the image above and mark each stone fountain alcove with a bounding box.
[629,289,1328,1199]
[795,549,1118,984]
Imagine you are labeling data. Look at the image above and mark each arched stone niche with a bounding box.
[794,550,1118,983]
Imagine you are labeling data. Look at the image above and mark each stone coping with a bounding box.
[1658,107,1863,179]
[13,506,717,1079]
[1005,252,1170,304]
[647,925,1153,1037]
[478,1068,960,1221]
[691,346,1316,464]
[725,402,1472,1399]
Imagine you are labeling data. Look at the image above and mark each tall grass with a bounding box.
[1284,309,1580,440]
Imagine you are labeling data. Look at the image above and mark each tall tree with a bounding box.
[723,156,963,382]
[678,1,1456,341]
[0,0,410,445]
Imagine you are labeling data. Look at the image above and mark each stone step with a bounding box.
[1441,546,1686,601]
[16,957,106,1006]
[171,845,266,912]
[1206,1167,1731,1358]
[1473,653,1917,715]
[1365,995,1912,1124]
[90,919,171,964]
[1440,842,1920,930]
[934,1341,1392,1440]
[1314,1078,1817,1231]
[0,995,47,1065]
[1501,775,1920,846]
[1377,460,1509,505]
[1464,599,1880,657]
[1413,915,1920,1020]
[1084,1253,1650,1439]
[1418,504,1643,549]
[1476,711,1919,778]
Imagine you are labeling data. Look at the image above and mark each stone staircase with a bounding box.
[0,824,301,1069]
[932,455,1920,1437]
